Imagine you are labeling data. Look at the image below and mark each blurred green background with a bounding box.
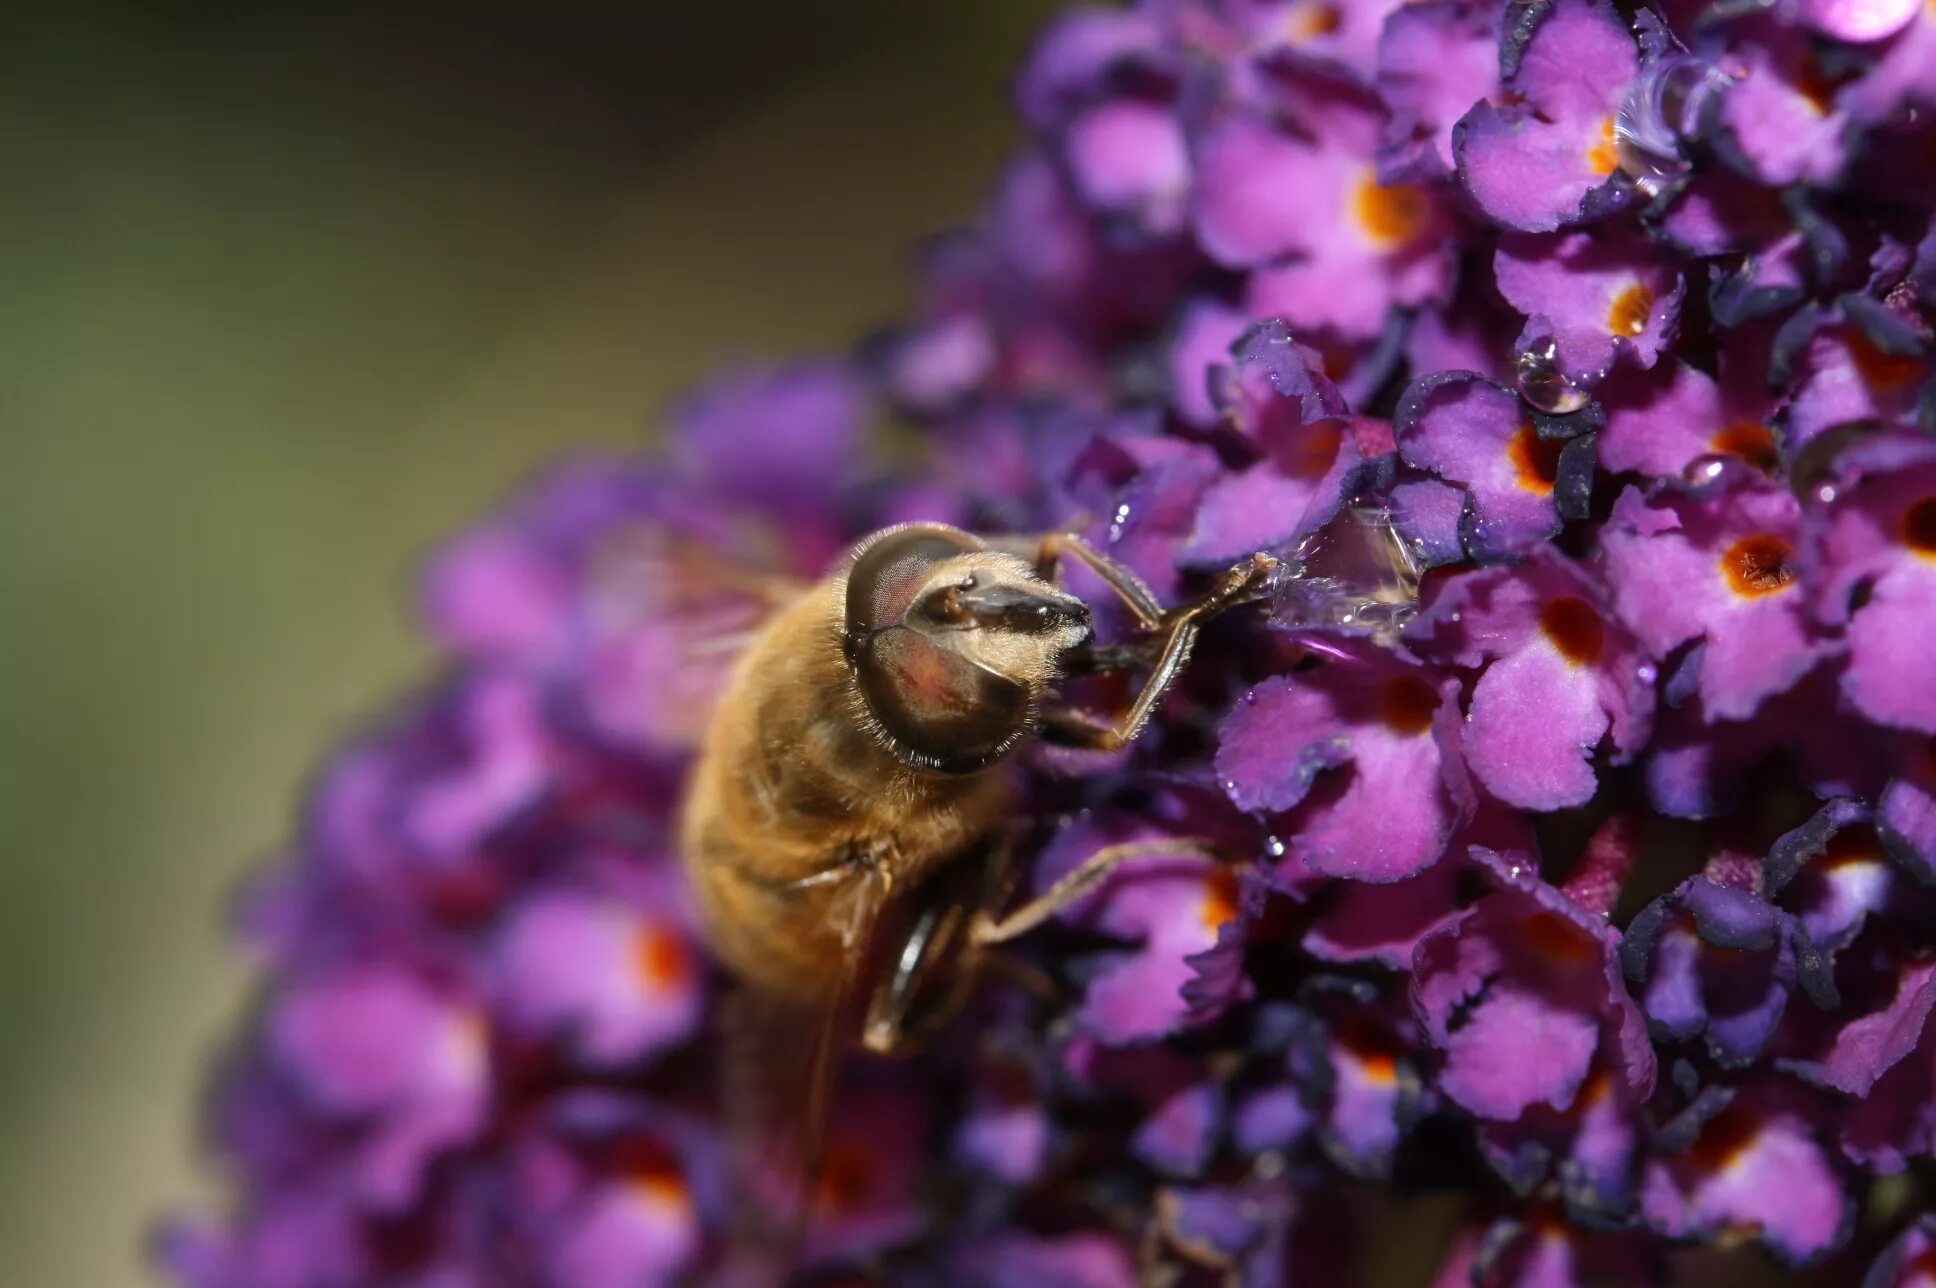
[0,3,1058,1281]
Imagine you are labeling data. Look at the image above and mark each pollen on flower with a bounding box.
[1606,282,1653,337]
[1902,496,1936,557]
[1286,1,1342,42]
[1352,171,1428,249]
[1587,117,1619,176]
[633,923,693,992]
[1721,534,1796,598]
[1507,423,1564,496]
[1200,867,1241,934]
[1540,596,1605,666]
[1709,422,1779,472]
[1378,676,1439,735]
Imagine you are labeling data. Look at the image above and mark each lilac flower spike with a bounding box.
[169,1,1936,1282]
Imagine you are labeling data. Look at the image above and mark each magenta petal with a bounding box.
[1465,642,1609,811]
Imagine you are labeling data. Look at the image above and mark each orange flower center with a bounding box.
[1286,1,1342,41]
[1821,824,1883,870]
[1849,329,1924,389]
[618,1138,690,1208]
[633,923,693,992]
[1541,596,1605,666]
[1903,496,1936,558]
[1587,116,1619,176]
[814,1142,873,1214]
[1720,534,1797,598]
[1352,170,1429,249]
[1379,676,1439,735]
[1607,282,1654,337]
[1522,910,1596,964]
[1200,867,1240,934]
[1709,422,1779,472]
[1280,419,1343,479]
[1508,423,1564,496]
[1687,1102,1762,1173]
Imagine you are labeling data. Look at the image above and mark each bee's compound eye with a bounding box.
[844,524,984,646]
[851,626,1030,775]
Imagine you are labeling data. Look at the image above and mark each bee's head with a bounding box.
[841,524,1091,774]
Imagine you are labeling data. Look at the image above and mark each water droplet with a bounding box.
[1514,337,1590,414]
[1449,611,1462,624]
[1108,501,1133,543]
[1814,482,1839,506]
[1682,454,1731,488]
[1264,834,1287,859]
[1637,662,1658,685]
[1614,56,1731,200]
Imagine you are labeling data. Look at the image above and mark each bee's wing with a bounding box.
[715,869,892,1283]
[583,521,810,748]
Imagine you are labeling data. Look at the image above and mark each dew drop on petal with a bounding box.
[1683,454,1732,489]
[1514,337,1591,415]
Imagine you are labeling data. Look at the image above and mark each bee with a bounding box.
[680,524,1277,1053]
[673,508,1416,1265]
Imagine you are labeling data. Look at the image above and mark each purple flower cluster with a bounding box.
[164,2,1936,1284]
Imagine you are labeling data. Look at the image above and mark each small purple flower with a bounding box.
[1601,471,1820,722]
[1412,850,1655,1123]
[1806,434,1936,734]
[1408,551,1651,810]
[1494,228,1683,382]
[1217,641,1466,883]
[1639,1080,1851,1265]
[1454,0,1638,232]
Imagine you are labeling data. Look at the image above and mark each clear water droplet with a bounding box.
[1614,56,1731,200]
[1277,504,1422,639]
[1264,834,1287,859]
[1814,482,1839,506]
[1108,501,1134,543]
[1682,454,1731,488]
[1514,337,1590,414]
[1637,662,1658,685]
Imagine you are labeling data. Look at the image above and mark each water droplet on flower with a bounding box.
[1514,337,1591,414]
[1682,454,1731,488]
[1449,611,1462,623]
[1614,56,1731,200]
[1108,501,1134,543]
[1637,662,1658,685]
[1814,482,1838,506]
[1264,834,1287,859]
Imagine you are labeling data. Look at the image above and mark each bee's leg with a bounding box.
[987,531,1167,629]
[1041,550,1280,750]
[970,839,1217,948]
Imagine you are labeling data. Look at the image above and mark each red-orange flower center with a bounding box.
[1541,597,1606,667]
[1903,496,1936,558]
[1687,1102,1763,1173]
[633,923,692,993]
[1587,116,1618,176]
[1607,282,1654,337]
[1709,422,1779,472]
[1523,911,1597,965]
[1508,423,1564,496]
[1380,676,1440,735]
[1721,534,1796,598]
[1200,867,1240,934]
[1353,171,1429,249]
